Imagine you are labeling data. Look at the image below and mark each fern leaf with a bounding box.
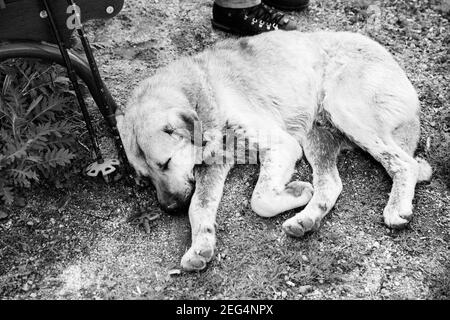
[4,86,27,115]
[0,186,14,205]
[4,141,28,161]
[29,95,66,123]
[7,168,39,187]
[43,148,75,168]
[0,128,11,143]
[25,95,44,116]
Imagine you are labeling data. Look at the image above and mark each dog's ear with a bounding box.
[168,109,202,146]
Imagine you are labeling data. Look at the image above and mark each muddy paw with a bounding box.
[383,207,412,229]
[282,215,318,238]
[286,181,314,198]
[180,242,215,272]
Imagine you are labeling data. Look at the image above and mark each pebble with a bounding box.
[168,269,181,276]
[0,210,8,220]
[286,281,295,287]
[298,285,313,294]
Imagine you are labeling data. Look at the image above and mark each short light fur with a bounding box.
[116,30,432,271]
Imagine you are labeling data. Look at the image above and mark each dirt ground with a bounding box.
[1,0,449,300]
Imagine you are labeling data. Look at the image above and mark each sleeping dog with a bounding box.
[116,30,432,271]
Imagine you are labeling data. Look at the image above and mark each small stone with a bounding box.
[168,269,181,276]
[30,293,37,298]
[286,281,295,287]
[298,285,313,294]
[281,291,287,298]
[301,255,309,262]
[0,210,8,220]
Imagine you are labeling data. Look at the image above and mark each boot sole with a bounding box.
[211,19,297,36]
[262,0,309,11]
[211,19,257,36]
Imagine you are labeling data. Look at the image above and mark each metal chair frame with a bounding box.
[0,0,129,178]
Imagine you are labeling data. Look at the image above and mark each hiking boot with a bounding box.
[262,0,309,11]
[212,3,298,36]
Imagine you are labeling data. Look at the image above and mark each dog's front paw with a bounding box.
[282,214,319,238]
[383,206,412,229]
[181,241,215,271]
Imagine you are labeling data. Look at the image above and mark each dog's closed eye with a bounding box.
[163,125,189,142]
[157,158,171,171]
[163,125,175,135]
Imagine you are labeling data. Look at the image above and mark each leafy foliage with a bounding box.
[0,59,85,205]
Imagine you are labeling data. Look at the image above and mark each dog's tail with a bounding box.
[415,157,432,182]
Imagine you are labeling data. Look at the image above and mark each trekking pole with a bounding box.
[41,0,120,179]
[65,0,130,176]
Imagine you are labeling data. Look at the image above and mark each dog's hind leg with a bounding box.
[324,98,427,229]
[282,127,344,237]
[392,119,432,183]
[181,164,232,271]
[251,131,314,218]
[314,58,431,229]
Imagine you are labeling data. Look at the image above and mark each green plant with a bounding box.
[0,59,85,205]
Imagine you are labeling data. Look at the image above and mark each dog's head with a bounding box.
[116,95,201,214]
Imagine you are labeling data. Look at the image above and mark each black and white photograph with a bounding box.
[0,0,449,302]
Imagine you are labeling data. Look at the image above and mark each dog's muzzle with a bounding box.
[159,194,192,214]
[159,181,195,215]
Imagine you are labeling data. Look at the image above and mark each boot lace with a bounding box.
[244,4,288,28]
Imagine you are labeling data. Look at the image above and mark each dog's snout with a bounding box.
[161,199,189,215]
[159,189,193,215]
[166,202,179,211]
[155,176,195,215]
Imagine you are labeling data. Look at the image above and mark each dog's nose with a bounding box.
[161,200,189,215]
[167,203,178,210]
